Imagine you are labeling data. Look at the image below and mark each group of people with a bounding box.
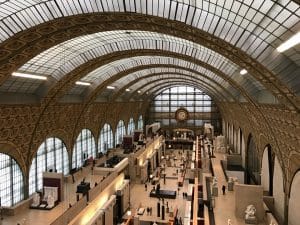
[182,192,188,198]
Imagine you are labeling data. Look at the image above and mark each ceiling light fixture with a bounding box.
[137,90,141,94]
[76,81,91,86]
[12,72,47,80]
[277,32,300,52]
[125,88,131,92]
[107,86,115,90]
[240,69,248,75]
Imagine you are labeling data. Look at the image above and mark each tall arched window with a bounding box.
[138,115,143,130]
[0,153,24,207]
[127,118,135,135]
[246,135,261,185]
[72,129,96,169]
[115,120,126,146]
[99,124,113,153]
[289,170,300,225]
[148,86,220,130]
[29,137,69,195]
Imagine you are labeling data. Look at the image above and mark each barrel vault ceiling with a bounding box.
[0,0,299,111]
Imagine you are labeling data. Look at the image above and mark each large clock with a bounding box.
[175,108,189,122]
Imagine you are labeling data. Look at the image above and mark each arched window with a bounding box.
[246,135,261,185]
[149,86,220,130]
[72,129,96,169]
[127,118,135,135]
[99,124,113,153]
[289,170,300,225]
[0,153,24,207]
[138,115,143,130]
[261,144,275,196]
[29,137,69,195]
[115,120,126,146]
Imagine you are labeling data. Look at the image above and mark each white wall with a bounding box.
[261,147,270,193]
[273,157,285,224]
[289,171,300,225]
[235,184,264,222]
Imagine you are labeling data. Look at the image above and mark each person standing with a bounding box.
[222,185,226,195]
[145,183,147,191]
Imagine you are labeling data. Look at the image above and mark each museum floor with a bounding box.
[0,150,265,225]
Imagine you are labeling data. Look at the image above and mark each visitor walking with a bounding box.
[222,185,226,195]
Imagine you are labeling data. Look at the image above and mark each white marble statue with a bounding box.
[47,194,55,208]
[212,177,218,187]
[227,219,232,225]
[245,204,257,223]
[31,192,40,207]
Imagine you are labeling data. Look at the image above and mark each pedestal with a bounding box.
[228,182,234,191]
[212,186,218,197]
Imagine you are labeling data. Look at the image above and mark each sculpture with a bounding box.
[47,194,55,208]
[31,192,40,207]
[212,177,218,187]
[245,205,257,224]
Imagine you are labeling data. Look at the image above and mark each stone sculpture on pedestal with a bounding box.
[245,205,257,224]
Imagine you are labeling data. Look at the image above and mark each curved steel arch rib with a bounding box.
[111,73,236,101]
[126,77,228,103]
[32,50,247,105]
[138,81,221,104]
[80,55,251,103]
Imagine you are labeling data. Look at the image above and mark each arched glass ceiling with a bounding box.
[79,55,254,97]
[130,80,223,102]
[105,69,233,99]
[0,1,299,98]
[18,30,238,79]
[116,74,232,101]
[0,1,298,58]
[89,67,235,93]
[67,67,237,100]
[120,70,262,95]
[135,80,222,101]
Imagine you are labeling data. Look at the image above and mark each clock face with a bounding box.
[175,108,189,122]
